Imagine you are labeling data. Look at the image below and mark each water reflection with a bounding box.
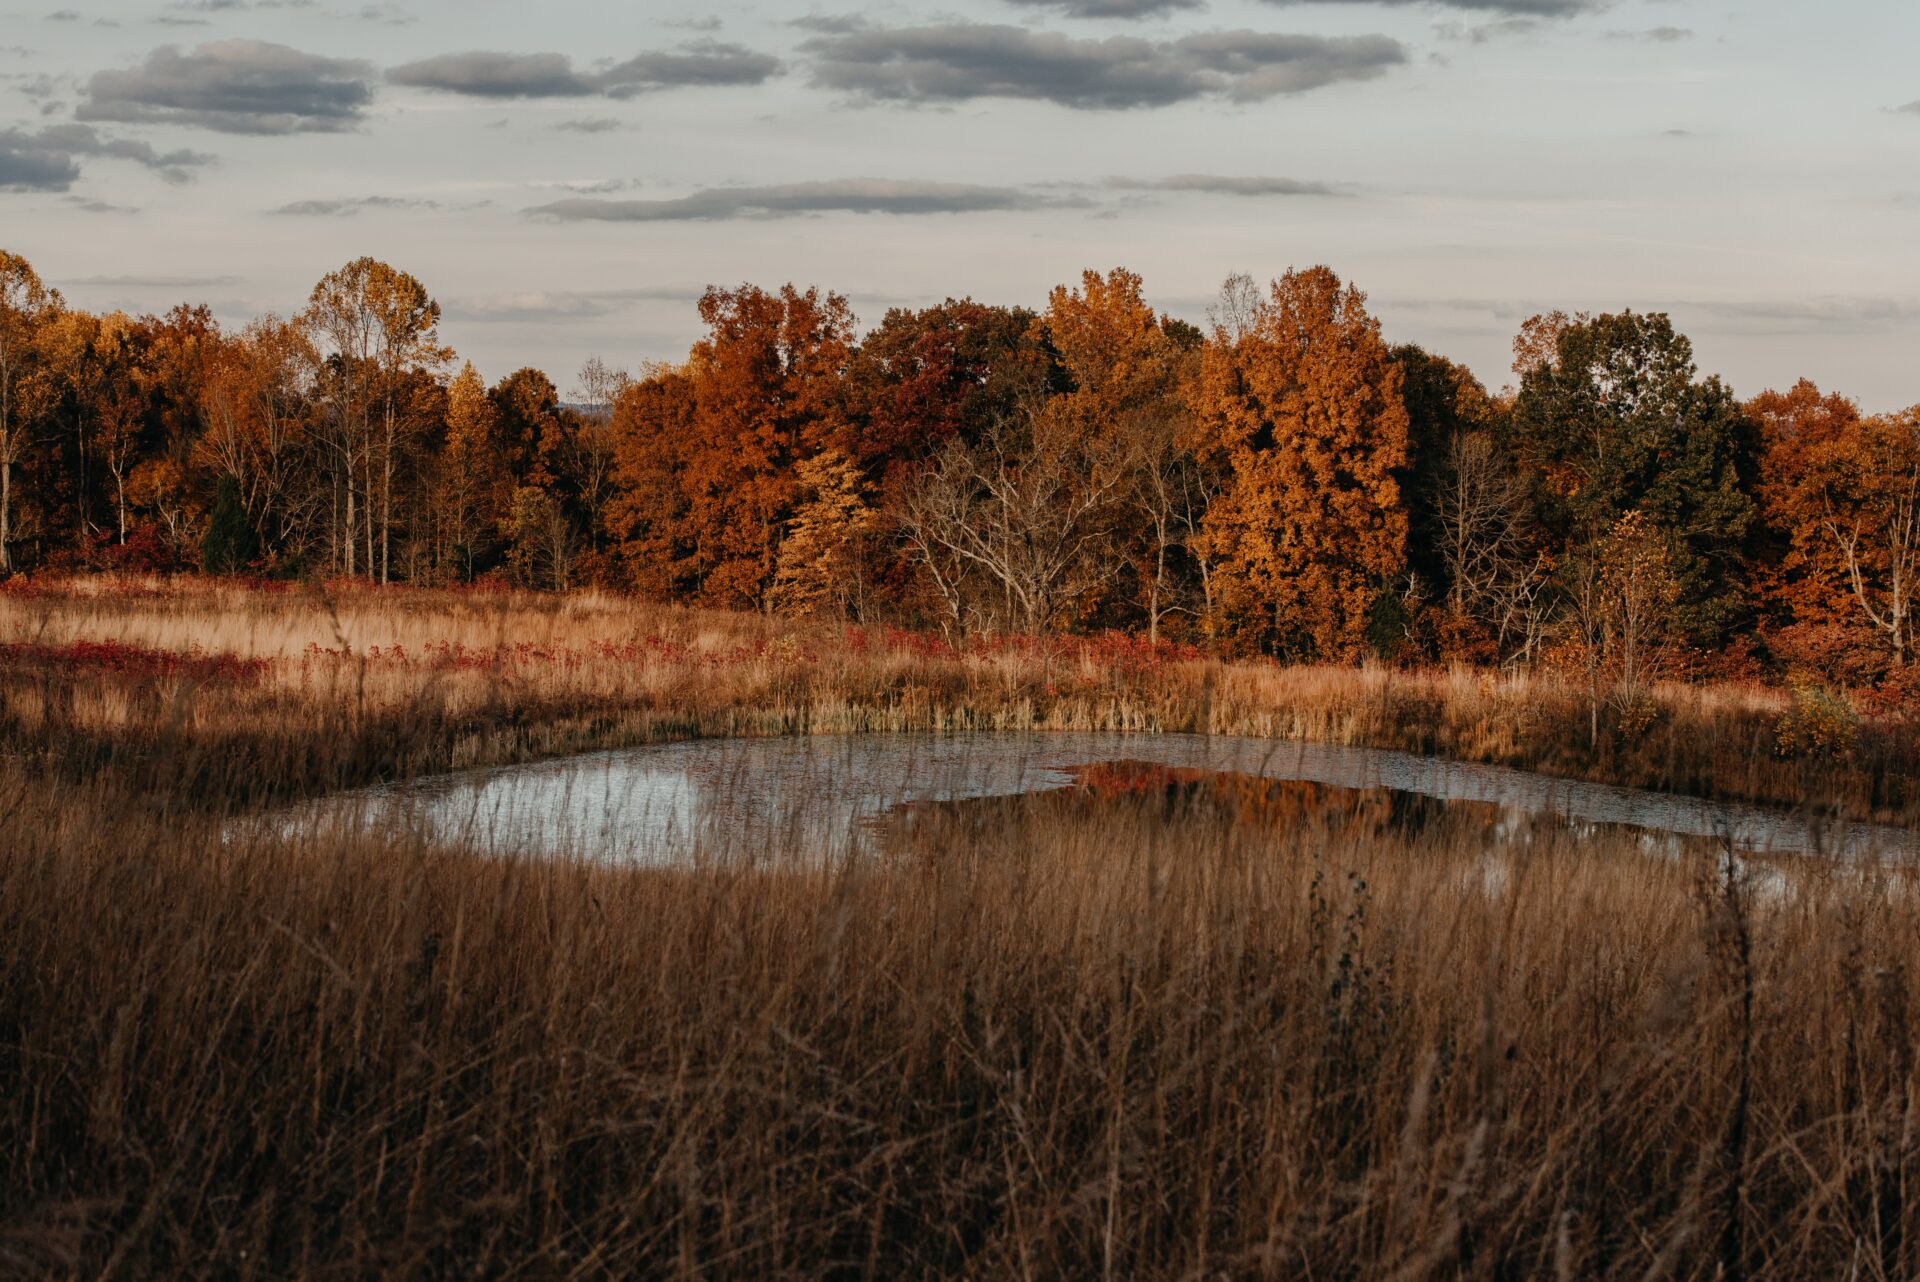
[276,732,1920,865]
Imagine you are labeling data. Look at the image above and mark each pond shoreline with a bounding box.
[280,731,1920,865]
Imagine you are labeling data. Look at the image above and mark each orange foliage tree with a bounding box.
[1192,267,1409,658]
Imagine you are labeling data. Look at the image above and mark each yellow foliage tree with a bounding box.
[1193,267,1409,658]
[771,448,875,617]
[438,361,503,580]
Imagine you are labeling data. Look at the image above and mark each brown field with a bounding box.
[4,577,1920,1279]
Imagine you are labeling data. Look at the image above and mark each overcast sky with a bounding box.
[3,0,1917,407]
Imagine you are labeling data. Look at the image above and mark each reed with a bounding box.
[2,576,1913,820]
[4,575,1920,1278]
[3,764,1917,1278]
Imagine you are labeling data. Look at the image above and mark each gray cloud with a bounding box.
[1679,298,1920,333]
[79,40,373,134]
[446,286,701,322]
[598,41,782,97]
[271,194,440,215]
[1435,18,1543,42]
[802,23,1406,109]
[0,122,214,191]
[0,138,76,191]
[1264,0,1600,13]
[1107,173,1343,196]
[61,272,243,286]
[551,117,623,133]
[389,51,594,97]
[1898,100,1920,115]
[388,41,779,100]
[532,177,1073,222]
[65,195,139,213]
[1000,0,1205,20]
[1607,26,1692,43]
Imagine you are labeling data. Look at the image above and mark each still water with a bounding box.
[277,733,1919,864]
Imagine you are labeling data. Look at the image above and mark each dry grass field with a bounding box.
[4,576,1920,1279]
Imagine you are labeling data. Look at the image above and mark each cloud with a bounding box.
[1607,26,1692,43]
[1435,18,1543,42]
[0,138,76,191]
[388,41,779,100]
[1107,173,1343,196]
[445,286,699,322]
[1000,0,1206,19]
[64,195,139,213]
[1264,0,1599,13]
[551,117,622,133]
[61,272,243,287]
[598,41,781,96]
[0,123,214,191]
[271,194,439,215]
[1678,298,1920,333]
[801,23,1406,109]
[531,177,1074,221]
[79,40,373,134]
[388,51,594,97]
[1897,100,1920,115]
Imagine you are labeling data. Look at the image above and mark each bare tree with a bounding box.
[1207,272,1261,345]
[571,356,630,552]
[1123,404,1218,644]
[897,409,1129,635]
[1433,429,1552,662]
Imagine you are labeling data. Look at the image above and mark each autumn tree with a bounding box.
[1193,267,1409,659]
[1038,268,1198,635]
[302,258,447,580]
[435,361,504,580]
[0,251,58,574]
[667,284,857,608]
[1744,380,1887,679]
[770,448,876,618]
[1765,405,1920,668]
[1563,510,1683,741]
[1508,311,1757,645]
[196,317,315,564]
[608,364,699,599]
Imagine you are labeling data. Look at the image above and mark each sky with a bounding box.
[2,0,1917,408]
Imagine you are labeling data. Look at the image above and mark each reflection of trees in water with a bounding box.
[880,760,1514,853]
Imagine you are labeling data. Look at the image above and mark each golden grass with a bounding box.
[4,765,1918,1278]
[4,576,1920,1277]
[2,576,1913,820]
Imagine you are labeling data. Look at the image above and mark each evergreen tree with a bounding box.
[201,474,256,575]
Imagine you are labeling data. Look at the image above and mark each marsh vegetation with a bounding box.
[4,579,1920,1279]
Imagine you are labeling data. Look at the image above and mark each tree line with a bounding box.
[1,248,1915,690]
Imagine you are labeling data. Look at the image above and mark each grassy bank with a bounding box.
[2,575,1915,821]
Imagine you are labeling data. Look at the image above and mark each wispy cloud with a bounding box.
[387,41,779,100]
[531,177,1080,222]
[1106,173,1344,196]
[270,194,440,215]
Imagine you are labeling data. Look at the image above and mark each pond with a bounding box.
[276,732,1919,865]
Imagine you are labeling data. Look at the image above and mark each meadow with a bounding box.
[4,576,1920,1279]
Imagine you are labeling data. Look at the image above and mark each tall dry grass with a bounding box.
[6,575,1920,1278]
[4,764,1918,1278]
[2,576,1914,820]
